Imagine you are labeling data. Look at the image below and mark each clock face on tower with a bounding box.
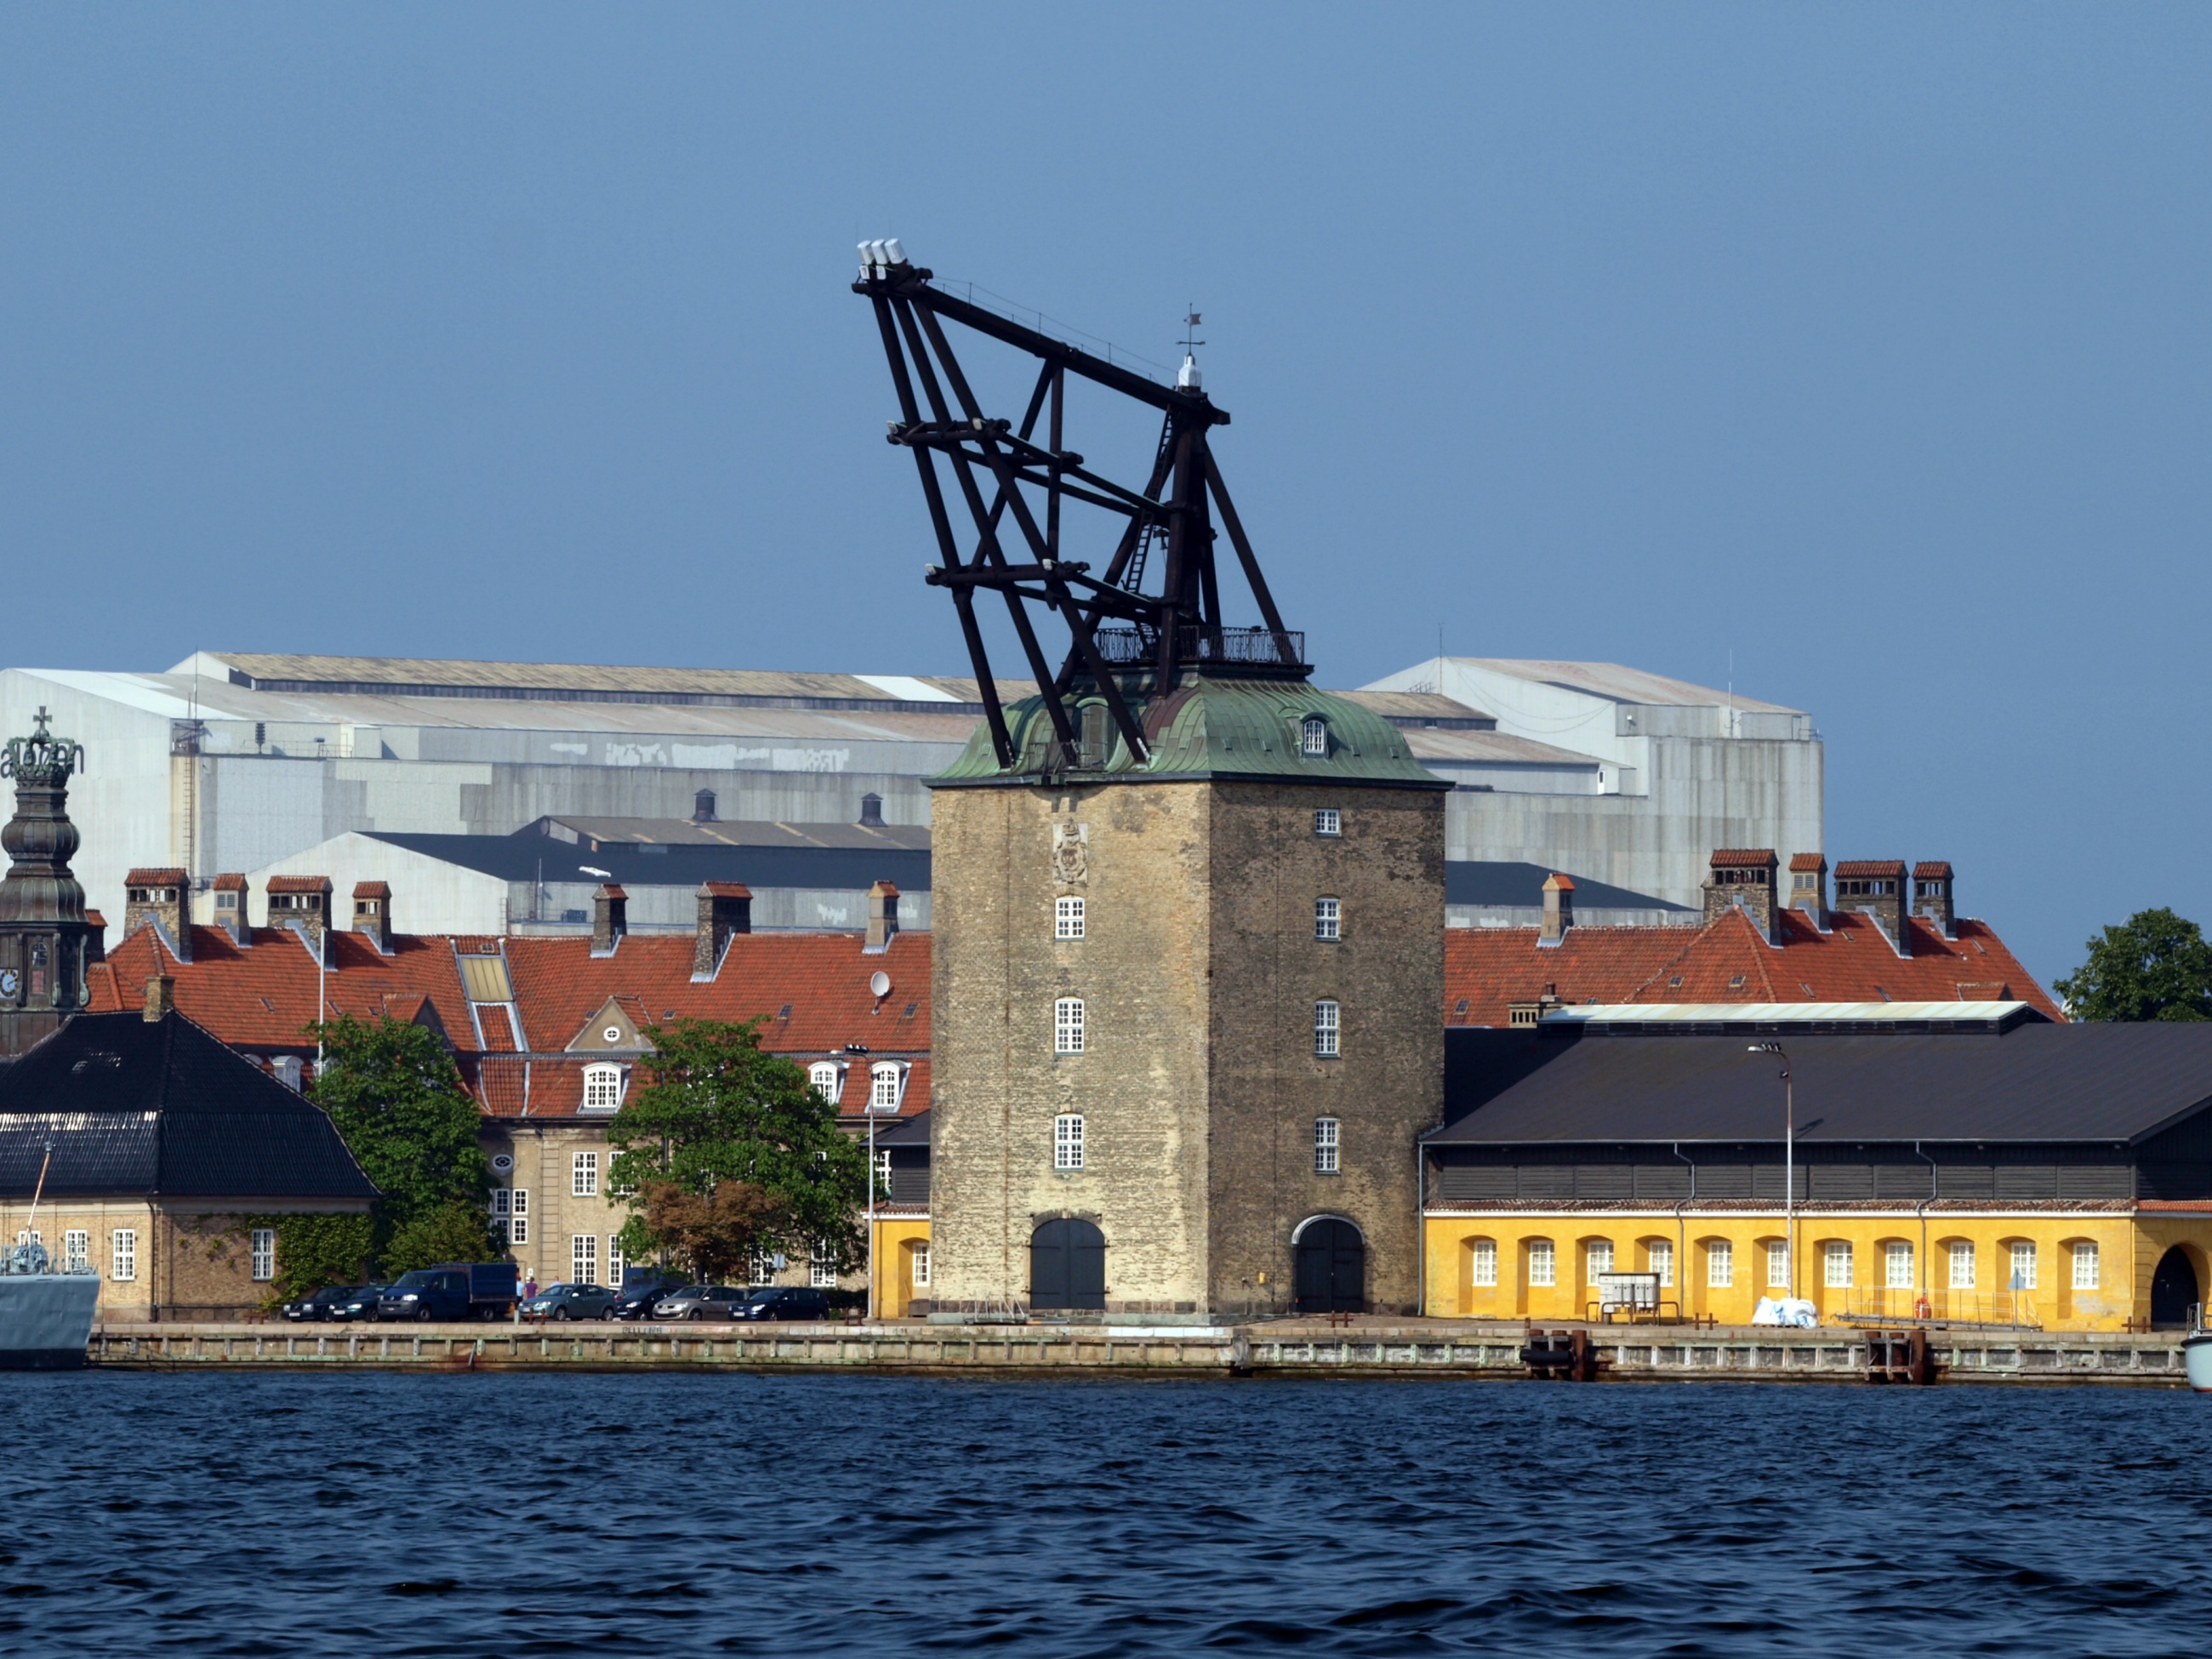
[0,969,17,999]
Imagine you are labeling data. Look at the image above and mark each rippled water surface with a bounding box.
[4,1371,2212,1655]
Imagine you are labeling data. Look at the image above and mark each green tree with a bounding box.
[2055,908,2212,1022]
[606,1018,867,1281]
[309,1013,499,1274]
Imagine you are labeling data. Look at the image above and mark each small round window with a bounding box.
[603,1025,623,1043]
[1299,716,1329,757]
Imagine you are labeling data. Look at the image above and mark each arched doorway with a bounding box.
[1029,1218,1105,1312]
[2150,1246,2200,1329]
[1294,1217,1365,1314]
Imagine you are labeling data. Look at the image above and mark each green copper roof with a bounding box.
[932,676,1451,790]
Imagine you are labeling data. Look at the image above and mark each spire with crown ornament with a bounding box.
[1,707,100,1056]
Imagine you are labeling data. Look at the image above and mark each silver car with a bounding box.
[650,1284,750,1321]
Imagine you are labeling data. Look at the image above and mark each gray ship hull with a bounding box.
[0,1277,100,1370]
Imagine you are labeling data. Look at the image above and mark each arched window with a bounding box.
[808,1062,841,1104]
[1300,716,1329,757]
[1029,1217,1106,1311]
[1468,1237,1498,1287]
[1313,1000,1339,1057]
[869,1062,904,1111]
[581,1063,624,1113]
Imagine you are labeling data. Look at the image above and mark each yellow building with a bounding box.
[1423,1005,2212,1332]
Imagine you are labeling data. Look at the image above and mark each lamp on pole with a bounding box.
[1747,1042,1794,1300]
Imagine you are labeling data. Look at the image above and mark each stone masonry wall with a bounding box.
[929,782,1215,1316]
[1206,784,1444,1316]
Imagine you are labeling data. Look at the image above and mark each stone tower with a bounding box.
[0,708,99,1057]
[927,675,1448,1322]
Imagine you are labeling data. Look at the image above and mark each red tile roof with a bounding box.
[353,881,391,898]
[1913,861,1954,881]
[85,918,934,1122]
[1444,906,2062,1025]
[1708,849,1777,868]
[1833,859,1905,879]
[266,875,333,894]
[211,873,248,892]
[1787,853,1827,872]
[124,868,187,887]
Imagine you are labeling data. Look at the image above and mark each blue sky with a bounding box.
[3,5,2207,984]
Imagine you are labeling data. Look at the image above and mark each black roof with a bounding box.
[0,1012,379,1200]
[872,1109,929,1148]
[1444,861,1687,913]
[368,831,932,894]
[1428,1023,2212,1148]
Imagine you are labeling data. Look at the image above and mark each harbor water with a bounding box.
[6,1371,2212,1656]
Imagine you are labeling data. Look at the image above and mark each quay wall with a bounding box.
[85,1320,2197,1386]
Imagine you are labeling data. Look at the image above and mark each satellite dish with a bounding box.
[869,971,892,999]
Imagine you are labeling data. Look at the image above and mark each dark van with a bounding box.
[378,1262,518,1322]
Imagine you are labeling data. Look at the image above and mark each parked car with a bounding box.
[522,1283,616,1321]
[376,1262,519,1322]
[650,1284,752,1321]
[607,1274,688,1321]
[281,1284,368,1322]
[327,1286,388,1323]
[733,1286,831,1322]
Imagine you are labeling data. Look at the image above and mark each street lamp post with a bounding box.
[1748,1043,1794,1300]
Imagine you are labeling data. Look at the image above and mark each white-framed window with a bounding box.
[1526,1239,1555,1287]
[1949,1240,1976,1290]
[1314,897,1340,942]
[2010,1241,2037,1291]
[808,1062,841,1103]
[510,1189,528,1246]
[1054,1114,1085,1171]
[1300,715,1329,757]
[63,1230,88,1274]
[572,1234,599,1285]
[1885,1241,1913,1290]
[810,1240,836,1289]
[1054,998,1085,1055]
[870,1063,903,1111]
[749,1251,773,1286]
[1055,896,1085,940]
[1649,1240,1673,1288]
[912,1245,932,1288]
[250,1228,276,1283]
[1314,1117,1340,1175]
[1314,808,1340,837]
[1313,1000,1340,1058]
[1585,1240,1612,1285]
[1707,1240,1733,1289]
[1823,1241,1852,1289]
[1766,1240,1789,1288]
[112,1229,137,1282]
[1470,1238,1497,1287]
[874,1149,892,1198]
[607,1237,626,1287]
[2072,1241,2100,1291]
[582,1063,624,1113]
[573,1151,600,1197]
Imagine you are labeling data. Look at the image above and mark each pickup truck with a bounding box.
[377,1261,519,1321]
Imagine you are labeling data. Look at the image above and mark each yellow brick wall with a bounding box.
[1422,1209,2205,1330]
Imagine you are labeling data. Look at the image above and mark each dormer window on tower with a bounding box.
[1300,716,1330,757]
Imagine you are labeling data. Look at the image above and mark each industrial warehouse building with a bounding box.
[2,648,1816,946]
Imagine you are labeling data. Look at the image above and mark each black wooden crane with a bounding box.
[853,239,1304,771]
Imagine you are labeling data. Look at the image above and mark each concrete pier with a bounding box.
[84,1319,2195,1385]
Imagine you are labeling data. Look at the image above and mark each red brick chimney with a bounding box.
[1702,849,1781,944]
[123,868,190,964]
[693,881,752,979]
[1833,860,1907,949]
